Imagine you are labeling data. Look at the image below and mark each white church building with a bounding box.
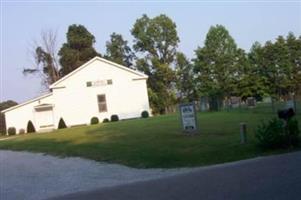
[2,57,150,134]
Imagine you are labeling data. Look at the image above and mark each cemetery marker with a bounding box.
[240,123,247,144]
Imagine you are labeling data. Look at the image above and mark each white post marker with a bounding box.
[179,103,198,134]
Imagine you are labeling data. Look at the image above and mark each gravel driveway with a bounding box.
[0,150,195,200]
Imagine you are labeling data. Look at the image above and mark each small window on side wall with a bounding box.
[107,79,113,85]
[86,81,92,87]
[97,94,107,112]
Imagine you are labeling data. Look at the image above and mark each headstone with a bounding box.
[179,103,198,133]
[230,96,241,108]
[247,97,256,107]
[200,97,208,112]
[209,97,219,111]
[263,96,272,103]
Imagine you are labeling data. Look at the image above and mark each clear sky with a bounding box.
[1,1,301,103]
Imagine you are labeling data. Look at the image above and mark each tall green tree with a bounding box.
[175,52,197,102]
[256,40,279,99]
[246,33,301,102]
[244,42,269,99]
[286,33,301,98]
[59,24,99,76]
[193,25,240,108]
[259,35,294,99]
[271,36,291,97]
[131,14,179,114]
[104,32,134,68]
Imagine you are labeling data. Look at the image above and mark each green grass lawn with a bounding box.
[0,111,300,168]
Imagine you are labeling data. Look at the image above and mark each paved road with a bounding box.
[50,151,301,200]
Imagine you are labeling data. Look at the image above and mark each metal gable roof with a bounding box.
[1,93,53,113]
[50,57,148,89]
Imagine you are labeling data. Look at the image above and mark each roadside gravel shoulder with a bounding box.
[0,150,196,200]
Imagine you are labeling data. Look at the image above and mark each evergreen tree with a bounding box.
[58,118,67,129]
[59,24,100,76]
[27,120,36,133]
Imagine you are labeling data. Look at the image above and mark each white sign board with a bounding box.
[179,103,198,133]
[87,79,112,87]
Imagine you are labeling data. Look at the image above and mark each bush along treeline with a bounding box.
[256,117,300,149]
[0,100,18,135]
[21,14,301,115]
[256,108,299,150]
